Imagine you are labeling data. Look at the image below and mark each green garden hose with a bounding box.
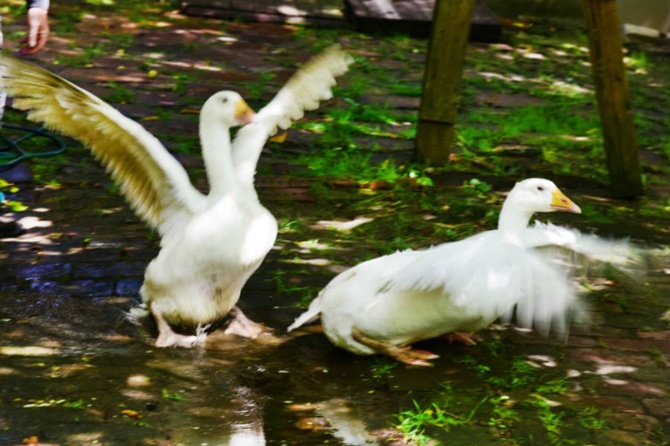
[0,123,66,168]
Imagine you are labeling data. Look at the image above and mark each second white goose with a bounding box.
[288,178,632,365]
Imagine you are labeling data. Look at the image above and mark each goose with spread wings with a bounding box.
[288,179,633,366]
[0,45,353,347]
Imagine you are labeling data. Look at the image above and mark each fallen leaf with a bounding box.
[270,132,288,143]
[121,409,142,419]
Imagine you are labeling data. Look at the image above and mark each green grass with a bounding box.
[390,83,423,97]
[395,399,472,445]
[55,41,111,66]
[577,407,607,430]
[487,395,520,430]
[161,388,185,402]
[393,354,600,445]
[294,99,417,150]
[101,82,137,104]
[289,147,431,187]
[369,359,397,384]
[453,104,608,180]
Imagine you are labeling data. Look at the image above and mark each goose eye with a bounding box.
[221,97,229,104]
[537,186,545,192]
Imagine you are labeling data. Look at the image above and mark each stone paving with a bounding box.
[0,3,669,446]
[181,0,346,27]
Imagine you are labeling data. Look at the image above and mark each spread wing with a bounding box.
[524,221,633,264]
[382,233,581,336]
[231,44,354,184]
[0,53,205,235]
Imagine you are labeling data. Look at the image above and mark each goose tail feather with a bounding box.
[287,293,324,332]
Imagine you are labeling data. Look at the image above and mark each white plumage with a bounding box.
[0,45,353,347]
[288,178,633,365]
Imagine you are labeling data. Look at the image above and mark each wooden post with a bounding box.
[416,0,475,166]
[581,0,643,198]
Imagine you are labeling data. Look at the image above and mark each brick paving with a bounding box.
[0,3,669,446]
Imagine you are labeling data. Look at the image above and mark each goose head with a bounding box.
[498,179,581,242]
[506,178,581,215]
[201,91,255,128]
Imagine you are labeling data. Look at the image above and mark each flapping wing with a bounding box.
[381,233,496,294]
[525,221,632,263]
[383,233,582,336]
[231,44,354,183]
[0,53,205,235]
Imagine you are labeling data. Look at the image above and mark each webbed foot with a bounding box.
[392,347,440,367]
[223,306,267,339]
[443,331,478,346]
[150,302,203,348]
[155,331,200,348]
[351,327,439,367]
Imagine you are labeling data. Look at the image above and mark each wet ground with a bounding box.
[1,169,668,446]
[1,3,670,446]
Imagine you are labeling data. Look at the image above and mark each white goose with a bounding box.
[0,45,353,347]
[288,178,631,366]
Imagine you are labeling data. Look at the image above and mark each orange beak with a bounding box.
[234,98,255,125]
[551,188,581,213]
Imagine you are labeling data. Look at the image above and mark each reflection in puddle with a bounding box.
[229,422,265,446]
[289,398,380,445]
[167,373,268,446]
[316,398,380,445]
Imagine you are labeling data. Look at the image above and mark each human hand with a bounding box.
[19,7,50,55]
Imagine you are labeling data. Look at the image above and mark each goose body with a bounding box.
[289,179,630,365]
[0,46,352,347]
[140,177,278,327]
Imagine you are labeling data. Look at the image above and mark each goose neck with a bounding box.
[200,115,235,196]
[497,204,533,244]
